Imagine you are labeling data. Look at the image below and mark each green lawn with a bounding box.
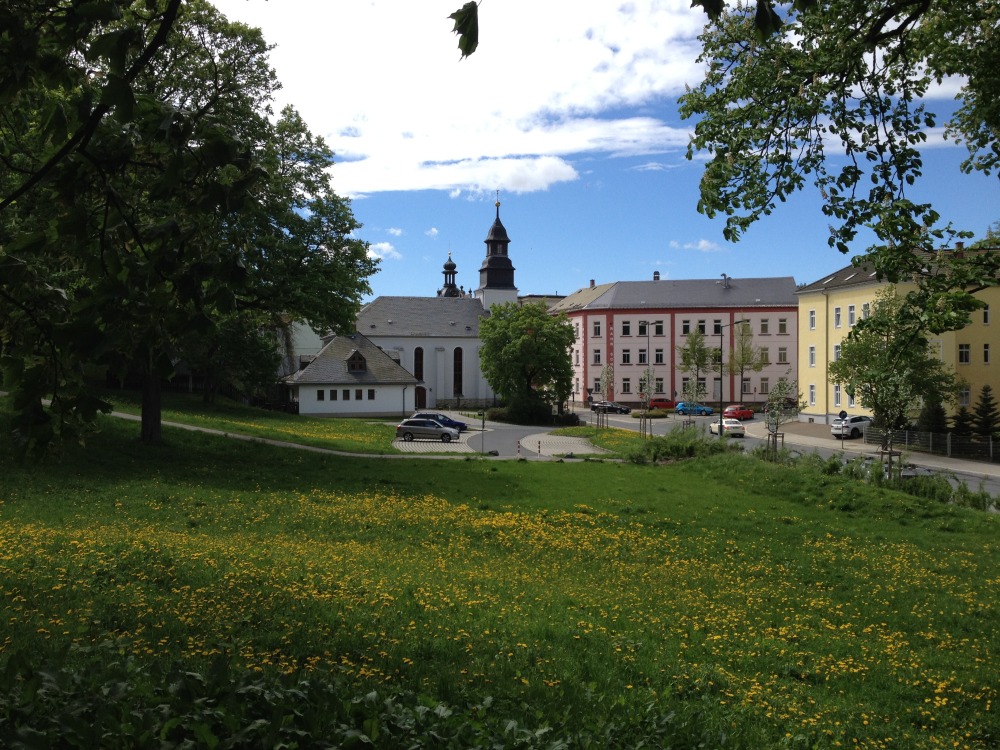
[1,398,997,748]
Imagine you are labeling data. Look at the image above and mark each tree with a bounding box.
[951,406,975,437]
[1,1,375,452]
[828,287,961,431]
[763,373,801,436]
[677,328,713,402]
[478,302,575,422]
[679,1,1000,334]
[727,320,766,400]
[916,400,949,434]
[972,384,1000,437]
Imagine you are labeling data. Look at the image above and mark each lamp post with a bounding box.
[718,319,749,438]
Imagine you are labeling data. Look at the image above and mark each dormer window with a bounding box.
[347,351,367,372]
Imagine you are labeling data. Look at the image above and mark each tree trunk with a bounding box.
[141,371,163,444]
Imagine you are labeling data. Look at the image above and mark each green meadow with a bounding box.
[0,397,996,748]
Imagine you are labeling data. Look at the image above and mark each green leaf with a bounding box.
[449,2,479,58]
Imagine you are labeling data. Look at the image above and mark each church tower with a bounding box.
[437,252,463,297]
[474,198,519,309]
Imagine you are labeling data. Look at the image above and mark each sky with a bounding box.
[209,0,999,302]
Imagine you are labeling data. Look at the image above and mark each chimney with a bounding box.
[653,271,660,281]
[590,279,595,288]
[955,241,964,259]
[721,273,731,289]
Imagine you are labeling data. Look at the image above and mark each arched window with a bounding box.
[453,347,463,396]
[413,347,424,380]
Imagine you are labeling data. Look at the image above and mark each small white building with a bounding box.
[284,331,418,417]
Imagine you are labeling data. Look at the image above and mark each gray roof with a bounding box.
[284,332,418,386]
[795,261,884,295]
[550,277,798,312]
[357,296,489,337]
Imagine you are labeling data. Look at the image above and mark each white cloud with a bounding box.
[387,227,403,237]
[368,242,402,261]
[210,0,707,196]
[425,227,439,239]
[671,239,720,252]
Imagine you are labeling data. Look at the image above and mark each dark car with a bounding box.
[411,411,467,432]
[591,400,631,414]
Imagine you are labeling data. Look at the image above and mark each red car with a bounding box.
[723,404,754,420]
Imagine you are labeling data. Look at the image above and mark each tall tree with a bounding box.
[679,1,1000,334]
[828,287,961,431]
[727,320,766,400]
[478,302,575,422]
[972,384,1000,438]
[677,328,713,402]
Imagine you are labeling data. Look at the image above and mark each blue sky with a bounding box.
[210,0,999,301]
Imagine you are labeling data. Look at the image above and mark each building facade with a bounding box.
[552,274,800,409]
[796,256,999,424]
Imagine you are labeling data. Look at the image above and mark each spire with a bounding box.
[475,194,517,308]
[437,252,462,297]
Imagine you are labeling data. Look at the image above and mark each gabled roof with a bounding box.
[550,277,798,312]
[357,296,488,337]
[796,261,882,295]
[284,332,417,386]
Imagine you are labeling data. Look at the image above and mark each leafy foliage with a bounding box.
[677,328,713,402]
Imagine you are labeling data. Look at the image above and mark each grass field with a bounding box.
[1,397,997,748]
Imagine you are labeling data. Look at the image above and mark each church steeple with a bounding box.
[475,195,518,308]
[437,252,462,298]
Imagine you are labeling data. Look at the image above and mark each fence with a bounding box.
[864,427,998,463]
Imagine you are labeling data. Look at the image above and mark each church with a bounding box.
[285,201,521,416]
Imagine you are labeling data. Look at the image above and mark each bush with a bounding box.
[623,429,740,464]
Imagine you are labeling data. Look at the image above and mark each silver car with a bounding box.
[831,415,872,439]
[396,418,460,442]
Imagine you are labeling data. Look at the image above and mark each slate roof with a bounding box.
[796,262,881,295]
[550,277,798,312]
[284,332,417,386]
[356,296,489,337]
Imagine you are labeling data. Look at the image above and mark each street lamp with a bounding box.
[718,319,749,438]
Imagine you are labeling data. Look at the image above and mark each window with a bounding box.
[367,389,375,400]
[760,318,770,335]
[347,352,366,372]
[593,320,601,337]
[453,347,463,396]
[414,347,424,380]
[809,310,816,330]
[808,384,816,406]
[621,378,631,394]
[760,378,769,395]
[848,393,856,408]
[833,344,841,362]
[622,320,631,336]
[808,346,816,367]
[985,344,991,364]
[742,378,751,394]
[713,319,722,335]
[959,343,971,364]
[778,318,788,334]
[778,347,788,364]
[682,320,691,335]
[574,350,580,366]
[330,389,338,400]
[959,388,971,407]
[862,302,871,320]
[654,348,664,365]
[697,320,707,334]
[621,349,631,365]
[638,348,648,365]
[760,347,770,364]
[317,389,325,401]
[985,305,991,325]
[638,321,647,336]
[834,384,841,407]
[681,376,690,395]
[848,305,856,327]
[593,378,601,395]
[655,377,664,394]
[654,321,664,336]
[593,349,601,365]
[355,388,363,401]
[697,377,706,395]
[342,389,350,401]
[834,307,842,328]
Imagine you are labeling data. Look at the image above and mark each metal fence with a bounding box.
[864,427,998,463]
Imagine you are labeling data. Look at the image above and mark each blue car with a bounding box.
[411,412,467,432]
[675,402,714,416]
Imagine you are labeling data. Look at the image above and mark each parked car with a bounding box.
[831,415,872,439]
[591,400,631,414]
[396,418,460,442]
[675,402,714,416]
[723,404,754,420]
[709,418,747,437]
[411,411,467,432]
[648,397,678,410]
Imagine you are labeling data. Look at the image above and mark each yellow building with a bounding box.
[796,259,999,425]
